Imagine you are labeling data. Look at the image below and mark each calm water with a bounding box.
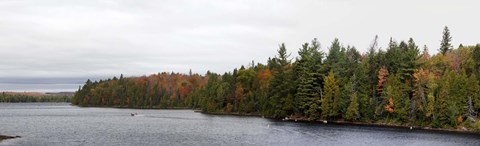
[0,103,478,146]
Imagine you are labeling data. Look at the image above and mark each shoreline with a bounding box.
[296,119,480,135]
[201,111,480,135]
[74,104,192,110]
[69,105,480,135]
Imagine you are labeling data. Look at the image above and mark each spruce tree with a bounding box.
[321,71,334,119]
[267,43,295,118]
[436,70,451,127]
[322,71,340,119]
[295,39,323,119]
[473,44,480,78]
[439,26,452,55]
[345,78,359,121]
[358,60,374,121]
[412,68,427,122]
[425,72,437,121]
[466,74,479,116]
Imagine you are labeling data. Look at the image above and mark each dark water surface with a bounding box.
[0,103,478,146]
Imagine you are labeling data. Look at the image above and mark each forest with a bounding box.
[72,26,480,131]
[0,92,71,102]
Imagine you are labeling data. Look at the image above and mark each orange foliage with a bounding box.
[384,98,394,113]
[235,84,244,109]
[257,69,271,81]
[257,69,272,89]
[376,67,389,96]
[225,103,233,113]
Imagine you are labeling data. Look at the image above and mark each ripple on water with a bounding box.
[0,103,479,146]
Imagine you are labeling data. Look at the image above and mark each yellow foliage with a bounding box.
[457,116,464,123]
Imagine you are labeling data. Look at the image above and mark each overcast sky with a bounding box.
[1,0,479,81]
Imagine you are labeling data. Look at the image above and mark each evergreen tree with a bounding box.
[425,72,437,121]
[323,38,347,83]
[320,73,331,119]
[439,26,452,55]
[449,70,468,118]
[412,69,427,122]
[437,70,462,127]
[267,43,295,118]
[295,39,323,118]
[358,59,374,121]
[345,78,359,121]
[70,36,480,131]
[466,74,479,116]
[322,71,340,119]
[383,74,409,122]
[473,44,480,78]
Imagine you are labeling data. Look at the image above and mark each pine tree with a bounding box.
[465,74,479,116]
[321,71,333,119]
[467,74,480,114]
[323,38,347,85]
[322,71,340,119]
[436,70,451,127]
[473,44,480,78]
[345,78,359,121]
[438,70,462,127]
[412,68,427,121]
[439,26,452,55]
[358,59,374,121]
[267,43,295,118]
[425,72,437,120]
[295,39,323,119]
[449,70,468,117]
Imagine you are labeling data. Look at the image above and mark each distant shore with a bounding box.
[0,91,72,103]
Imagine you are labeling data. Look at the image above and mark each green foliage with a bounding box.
[295,38,323,119]
[466,74,480,114]
[73,73,206,109]
[383,74,409,122]
[266,43,296,118]
[425,73,437,120]
[322,71,340,119]
[473,44,480,78]
[0,93,71,102]
[345,80,359,121]
[440,26,452,55]
[72,29,480,131]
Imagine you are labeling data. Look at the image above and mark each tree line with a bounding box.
[72,73,207,108]
[73,26,480,130]
[0,93,71,102]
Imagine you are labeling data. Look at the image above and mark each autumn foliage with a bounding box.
[73,27,480,130]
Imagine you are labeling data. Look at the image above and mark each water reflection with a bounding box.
[0,103,478,146]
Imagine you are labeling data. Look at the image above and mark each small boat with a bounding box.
[131,113,135,116]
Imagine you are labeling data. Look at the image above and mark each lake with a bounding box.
[0,103,478,146]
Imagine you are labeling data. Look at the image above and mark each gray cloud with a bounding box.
[0,0,479,80]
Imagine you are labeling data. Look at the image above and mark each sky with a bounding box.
[0,0,479,85]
